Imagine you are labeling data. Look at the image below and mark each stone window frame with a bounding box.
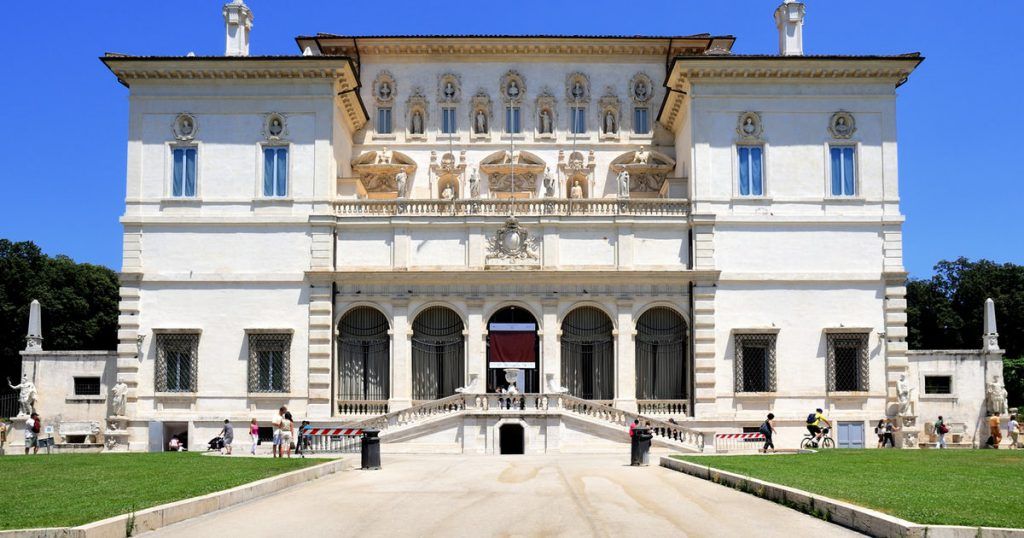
[632,105,650,136]
[734,143,768,199]
[825,330,870,393]
[257,141,291,200]
[72,376,102,396]
[246,329,293,394]
[154,330,200,393]
[921,373,956,399]
[733,329,779,393]
[165,141,201,200]
[824,141,861,199]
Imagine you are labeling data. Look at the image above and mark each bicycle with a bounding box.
[800,426,835,449]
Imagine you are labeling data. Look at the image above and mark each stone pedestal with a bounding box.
[898,415,919,449]
[103,416,130,452]
[6,416,28,454]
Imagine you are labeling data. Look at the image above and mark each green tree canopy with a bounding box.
[0,239,119,388]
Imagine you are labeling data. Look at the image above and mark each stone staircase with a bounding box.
[341,393,707,454]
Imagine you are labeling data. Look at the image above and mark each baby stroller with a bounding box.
[207,436,225,451]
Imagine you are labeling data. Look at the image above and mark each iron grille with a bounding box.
[733,333,777,392]
[411,306,465,400]
[73,377,101,396]
[155,333,199,392]
[827,333,869,392]
[338,307,391,400]
[635,307,689,399]
[561,306,615,400]
[248,333,291,393]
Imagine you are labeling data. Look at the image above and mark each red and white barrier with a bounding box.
[714,432,765,452]
[306,428,363,436]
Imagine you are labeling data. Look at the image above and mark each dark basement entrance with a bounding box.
[499,424,524,454]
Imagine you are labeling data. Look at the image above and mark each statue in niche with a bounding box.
[443,81,456,101]
[268,117,284,137]
[543,168,556,197]
[742,116,757,136]
[631,146,650,165]
[603,111,617,134]
[507,80,520,100]
[441,183,454,200]
[570,180,583,199]
[410,111,423,134]
[617,170,630,198]
[111,381,128,416]
[475,109,488,134]
[179,116,194,137]
[539,109,552,134]
[8,375,37,417]
[833,116,852,137]
[571,81,585,101]
[634,80,649,101]
[395,170,408,198]
[378,81,392,101]
[987,376,1009,415]
[375,146,393,165]
[896,374,913,416]
[469,168,480,198]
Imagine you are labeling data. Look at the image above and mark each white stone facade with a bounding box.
[10,4,1008,454]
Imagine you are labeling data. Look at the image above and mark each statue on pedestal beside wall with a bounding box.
[7,375,37,417]
[469,168,480,198]
[543,168,555,197]
[539,109,552,134]
[111,381,128,417]
[475,109,488,135]
[411,111,423,135]
[395,170,408,198]
[987,376,1009,415]
[603,111,616,134]
[896,374,913,416]
[617,170,630,198]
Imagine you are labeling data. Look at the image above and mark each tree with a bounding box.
[0,240,119,390]
[907,257,1024,406]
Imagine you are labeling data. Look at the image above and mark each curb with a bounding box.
[0,458,346,538]
[660,456,1024,538]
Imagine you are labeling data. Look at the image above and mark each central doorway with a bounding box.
[487,306,539,393]
[499,423,525,454]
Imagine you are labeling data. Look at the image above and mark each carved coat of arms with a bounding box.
[487,217,539,262]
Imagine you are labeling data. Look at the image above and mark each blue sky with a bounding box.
[0,1,1020,278]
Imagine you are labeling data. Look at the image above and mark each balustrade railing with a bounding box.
[347,393,467,433]
[554,394,704,452]
[637,400,690,417]
[333,198,689,217]
[337,400,389,416]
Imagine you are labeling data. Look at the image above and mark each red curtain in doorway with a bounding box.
[489,331,536,368]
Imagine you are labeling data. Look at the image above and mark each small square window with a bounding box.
[924,375,952,395]
[73,377,101,396]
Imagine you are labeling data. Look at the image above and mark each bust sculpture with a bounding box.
[443,81,456,101]
[111,381,128,417]
[742,117,756,135]
[7,375,37,417]
[604,111,616,134]
[179,117,194,136]
[571,81,584,101]
[441,183,454,200]
[570,180,583,199]
[896,374,913,415]
[411,111,423,134]
[475,109,488,134]
[617,170,630,198]
[834,116,850,136]
[543,168,555,197]
[378,81,392,100]
[469,169,480,198]
[539,109,552,134]
[376,146,393,165]
[987,376,1009,415]
[634,81,648,101]
[395,170,408,198]
[507,81,520,99]
[632,146,650,165]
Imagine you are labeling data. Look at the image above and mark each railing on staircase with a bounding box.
[637,400,689,417]
[554,394,705,452]
[346,393,467,434]
[337,400,389,416]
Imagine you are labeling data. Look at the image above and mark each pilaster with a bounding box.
[614,297,637,412]
[692,281,717,417]
[307,284,333,418]
[541,296,561,390]
[691,215,716,270]
[616,222,634,269]
[309,216,334,271]
[389,297,412,410]
[466,297,486,387]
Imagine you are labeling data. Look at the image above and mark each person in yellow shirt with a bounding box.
[806,408,832,447]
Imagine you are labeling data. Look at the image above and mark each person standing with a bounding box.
[271,406,286,458]
[628,418,639,439]
[759,413,777,454]
[218,419,234,455]
[24,412,40,455]
[874,419,886,448]
[988,412,1002,449]
[934,416,948,449]
[1007,414,1019,449]
[249,418,259,456]
[882,418,897,448]
[280,412,294,458]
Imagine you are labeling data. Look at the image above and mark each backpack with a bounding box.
[758,421,771,435]
[806,413,817,424]
[32,419,41,434]
[938,423,949,434]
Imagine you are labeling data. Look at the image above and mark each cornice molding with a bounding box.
[306,37,725,60]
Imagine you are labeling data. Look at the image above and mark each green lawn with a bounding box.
[674,450,1024,528]
[0,453,326,530]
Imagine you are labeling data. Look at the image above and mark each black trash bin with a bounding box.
[630,428,641,466]
[360,429,381,470]
[636,427,653,465]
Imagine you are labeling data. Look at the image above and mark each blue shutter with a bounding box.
[842,147,855,195]
[183,148,197,197]
[172,148,184,197]
[830,147,843,196]
[275,148,288,196]
[263,147,275,197]
[738,147,750,196]
[634,108,649,134]
[751,147,763,196]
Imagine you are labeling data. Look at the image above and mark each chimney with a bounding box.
[223,0,253,57]
[774,0,805,56]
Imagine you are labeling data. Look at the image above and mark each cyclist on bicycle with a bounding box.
[805,408,832,447]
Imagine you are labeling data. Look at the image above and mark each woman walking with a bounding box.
[875,419,885,448]
[759,413,777,453]
[281,411,294,458]
[934,415,948,449]
[249,418,259,455]
[883,418,897,448]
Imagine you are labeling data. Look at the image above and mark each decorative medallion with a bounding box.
[828,111,856,139]
[172,113,197,141]
[736,111,763,140]
[500,71,526,105]
[487,216,539,261]
[437,73,462,103]
[373,71,396,106]
[629,73,653,104]
[565,72,590,103]
[263,112,287,140]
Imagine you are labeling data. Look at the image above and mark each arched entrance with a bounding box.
[487,306,539,393]
[635,307,688,400]
[499,423,525,454]
[561,306,614,400]
[412,306,465,400]
[338,307,390,402]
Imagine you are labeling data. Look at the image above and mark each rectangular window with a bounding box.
[248,333,291,392]
[262,147,288,197]
[155,332,199,393]
[633,107,650,134]
[829,146,856,196]
[738,146,764,196]
[505,106,521,134]
[73,377,101,396]
[377,107,392,134]
[441,107,457,134]
[826,332,869,392]
[171,147,197,197]
[570,107,586,134]
[734,333,777,392]
[924,375,952,395]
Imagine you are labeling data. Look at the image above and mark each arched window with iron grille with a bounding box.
[560,306,614,400]
[635,307,689,400]
[412,306,465,400]
[338,307,390,401]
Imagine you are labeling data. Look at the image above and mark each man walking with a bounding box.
[988,412,1002,449]
[271,407,286,458]
[219,419,234,455]
[1008,414,1019,449]
[24,412,40,455]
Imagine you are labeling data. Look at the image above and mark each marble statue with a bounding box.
[111,381,128,417]
[475,109,487,134]
[469,169,480,198]
[539,109,552,134]
[378,81,392,100]
[441,183,454,200]
[507,80,520,100]
[571,81,584,101]
[545,373,568,394]
[570,180,583,199]
[395,170,408,198]
[455,374,481,394]
[634,80,648,101]
[7,375,37,417]
[443,81,456,101]
[375,146,393,165]
[268,117,283,137]
[543,168,555,197]
[411,111,423,134]
[742,117,756,135]
[834,116,850,136]
[896,374,913,415]
[617,170,630,198]
[987,376,1009,415]
[632,146,650,165]
[604,111,616,134]
[179,117,194,136]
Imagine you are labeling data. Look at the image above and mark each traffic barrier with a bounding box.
[714,432,765,452]
[300,428,364,455]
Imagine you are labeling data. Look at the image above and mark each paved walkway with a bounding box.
[145,453,861,537]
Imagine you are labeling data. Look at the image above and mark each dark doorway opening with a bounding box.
[487,306,539,393]
[499,423,525,454]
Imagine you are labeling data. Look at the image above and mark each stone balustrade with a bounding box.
[555,394,705,452]
[637,400,690,417]
[337,400,389,416]
[333,198,689,217]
